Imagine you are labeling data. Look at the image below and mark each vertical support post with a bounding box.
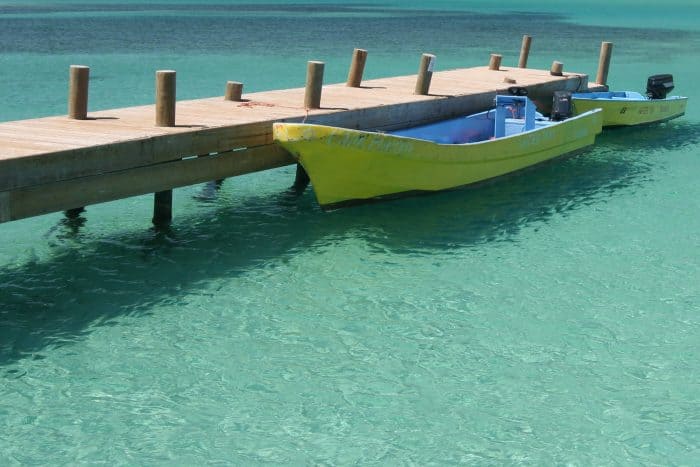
[65,65,90,219]
[304,61,324,109]
[153,190,172,225]
[488,54,502,71]
[346,48,368,87]
[155,70,176,127]
[153,70,176,225]
[0,192,10,224]
[68,65,90,119]
[224,81,243,101]
[596,41,613,85]
[414,53,435,95]
[550,61,564,76]
[518,35,532,68]
[65,207,85,218]
[291,164,310,194]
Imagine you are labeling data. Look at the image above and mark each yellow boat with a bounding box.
[273,95,603,209]
[571,74,687,127]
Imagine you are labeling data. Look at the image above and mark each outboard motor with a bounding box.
[647,74,674,99]
[551,91,572,121]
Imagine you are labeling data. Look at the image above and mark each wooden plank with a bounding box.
[2,145,294,222]
[0,120,290,191]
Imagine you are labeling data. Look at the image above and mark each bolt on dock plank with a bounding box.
[0,44,612,225]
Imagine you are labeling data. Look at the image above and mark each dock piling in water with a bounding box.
[64,207,85,219]
[65,65,90,219]
[152,190,173,226]
[518,35,532,68]
[346,48,368,88]
[68,65,90,120]
[292,164,310,194]
[415,53,435,95]
[596,41,613,86]
[304,61,325,109]
[153,70,176,225]
[488,54,502,71]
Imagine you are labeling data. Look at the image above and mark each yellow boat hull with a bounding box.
[273,110,603,208]
[572,96,687,127]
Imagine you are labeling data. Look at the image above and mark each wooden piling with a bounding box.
[152,190,172,225]
[346,48,368,87]
[488,54,502,71]
[550,61,564,76]
[415,53,436,95]
[155,70,176,127]
[304,61,325,109]
[292,164,310,194]
[596,41,613,85]
[66,65,90,218]
[68,65,90,120]
[518,35,532,68]
[224,81,243,101]
[64,207,85,219]
[154,70,176,224]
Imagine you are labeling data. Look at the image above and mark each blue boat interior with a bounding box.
[388,95,549,144]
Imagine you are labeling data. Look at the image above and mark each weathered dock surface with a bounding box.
[0,65,603,224]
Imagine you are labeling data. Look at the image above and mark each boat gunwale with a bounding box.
[274,108,603,150]
[571,94,688,103]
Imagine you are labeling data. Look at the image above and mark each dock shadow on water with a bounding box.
[1,121,699,365]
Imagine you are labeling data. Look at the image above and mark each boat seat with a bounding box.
[494,95,536,138]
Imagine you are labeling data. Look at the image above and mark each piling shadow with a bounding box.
[1,120,699,365]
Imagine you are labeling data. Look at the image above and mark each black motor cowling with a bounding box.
[647,74,674,99]
[551,91,572,121]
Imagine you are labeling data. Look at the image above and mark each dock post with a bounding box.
[550,61,564,76]
[65,65,90,219]
[304,61,325,109]
[68,65,90,120]
[518,35,532,68]
[415,53,435,95]
[488,54,502,71]
[346,48,368,87]
[220,80,243,188]
[596,41,613,85]
[224,81,243,101]
[153,70,176,225]
[155,70,176,127]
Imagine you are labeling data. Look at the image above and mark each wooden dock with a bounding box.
[0,42,613,224]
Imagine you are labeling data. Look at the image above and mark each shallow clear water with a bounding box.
[1,1,699,464]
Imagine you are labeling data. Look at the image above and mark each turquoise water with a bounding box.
[2,1,700,464]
